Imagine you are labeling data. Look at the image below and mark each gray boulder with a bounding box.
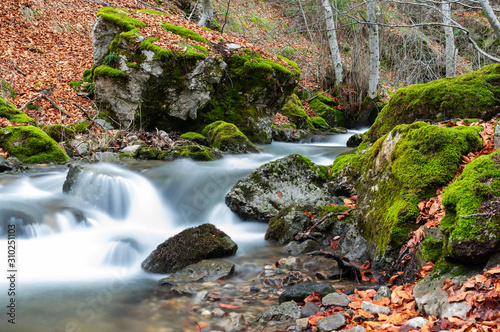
[282,240,320,255]
[92,9,299,143]
[141,223,237,273]
[322,292,351,307]
[316,312,346,332]
[279,282,335,304]
[255,301,301,324]
[226,154,337,222]
[159,260,234,284]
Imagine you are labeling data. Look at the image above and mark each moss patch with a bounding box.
[94,65,128,79]
[158,144,222,161]
[0,98,35,125]
[160,22,207,43]
[0,126,69,163]
[367,64,500,142]
[202,121,258,154]
[309,96,345,127]
[179,132,208,145]
[97,7,145,30]
[42,124,75,142]
[440,150,500,261]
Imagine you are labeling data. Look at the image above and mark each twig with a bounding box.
[221,0,231,34]
[306,90,329,102]
[74,103,104,128]
[306,208,355,234]
[9,60,26,76]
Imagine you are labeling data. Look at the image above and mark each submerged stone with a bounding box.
[141,223,238,273]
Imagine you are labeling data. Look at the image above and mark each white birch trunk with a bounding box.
[443,1,456,77]
[479,0,500,41]
[321,0,343,84]
[367,0,380,99]
[198,0,214,28]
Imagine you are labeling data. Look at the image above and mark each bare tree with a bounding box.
[367,0,380,98]
[321,0,343,83]
[478,0,500,40]
[443,1,456,76]
[199,0,214,28]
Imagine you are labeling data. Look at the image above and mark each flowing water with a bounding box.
[0,130,364,332]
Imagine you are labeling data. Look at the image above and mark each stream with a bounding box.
[0,130,364,332]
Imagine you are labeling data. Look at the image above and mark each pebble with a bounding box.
[373,285,392,301]
[361,301,391,315]
[316,312,346,331]
[201,310,211,317]
[406,317,428,328]
[212,308,225,317]
[322,292,351,307]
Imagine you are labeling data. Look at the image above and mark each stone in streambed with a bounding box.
[279,282,335,304]
[322,292,351,307]
[159,260,234,284]
[255,301,301,324]
[316,312,346,331]
[141,223,237,273]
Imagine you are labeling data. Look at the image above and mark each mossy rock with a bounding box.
[367,64,500,142]
[43,124,75,142]
[226,154,338,223]
[279,94,311,129]
[69,120,92,133]
[141,223,238,273]
[309,96,345,128]
[158,144,222,161]
[0,126,69,164]
[439,150,500,262]
[138,147,160,160]
[330,122,483,264]
[202,121,258,154]
[179,132,208,145]
[0,98,35,125]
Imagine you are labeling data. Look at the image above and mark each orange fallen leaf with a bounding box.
[219,303,239,309]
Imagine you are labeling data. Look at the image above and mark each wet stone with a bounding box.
[282,240,320,255]
[279,282,335,304]
[278,256,301,270]
[301,301,320,317]
[316,312,346,332]
[361,301,391,315]
[322,292,351,307]
[373,285,392,301]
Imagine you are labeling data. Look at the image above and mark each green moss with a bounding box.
[126,62,139,68]
[160,23,207,43]
[69,81,83,91]
[94,65,128,79]
[70,120,92,133]
[0,126,69,163]
[102,52,118,67]
[367,64,500,142]
[0,98,35,125]
[82,69,92,82]
[356,123,483,256]
[277,55,300,75]
[42,124,75,142]
[309,97,345,127]
[96,7,145,31]
[138,147,160,160]
[280,94,310,129]
[421,237,445,262]
[202,121,258,153]
[440,150,500,260]
[180,132,207,144]
[158,144,222,161]
[139,37,174,61]
[139,9,170,15]
[309,116,328,129]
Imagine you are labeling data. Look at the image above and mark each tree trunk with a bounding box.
[198,0,214,28]
[367,0,380,99]
[443,1,456,77]
[321,0,343,84]
[479,0,500,41]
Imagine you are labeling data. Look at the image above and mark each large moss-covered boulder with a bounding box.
[330,122,483,265]
[141,223,238,273]
[367,64,500,142]
[438,150,500,262]
[202,121,258,154]
[0,98,35,125]
[92,8,299,144]
[0,126,69,164]
[309,94,345,128]
[225,154,338,222]
[280,94,311,130]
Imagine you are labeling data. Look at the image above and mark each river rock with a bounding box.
[141,223,238,273]
[159,260,234,284]
[158,144,222,161]
[413,274,473,319]
[282,240,320,255]
[227,313,247,332]
[226,154,338,223]
[279,282,335,304]
[255,301,301,324]
[201,121,258,154]
[322,292,351,307]
[346,133,364,147]
[301,301,320,317]
[361,301,391,315]
[316,312,346,332]
[278,256,301,270]
[342,326,366,332]
[92,9,299,143]
[406,317,428,329]
[373,285,392,301]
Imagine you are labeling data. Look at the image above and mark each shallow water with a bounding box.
[0,130,365,331]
